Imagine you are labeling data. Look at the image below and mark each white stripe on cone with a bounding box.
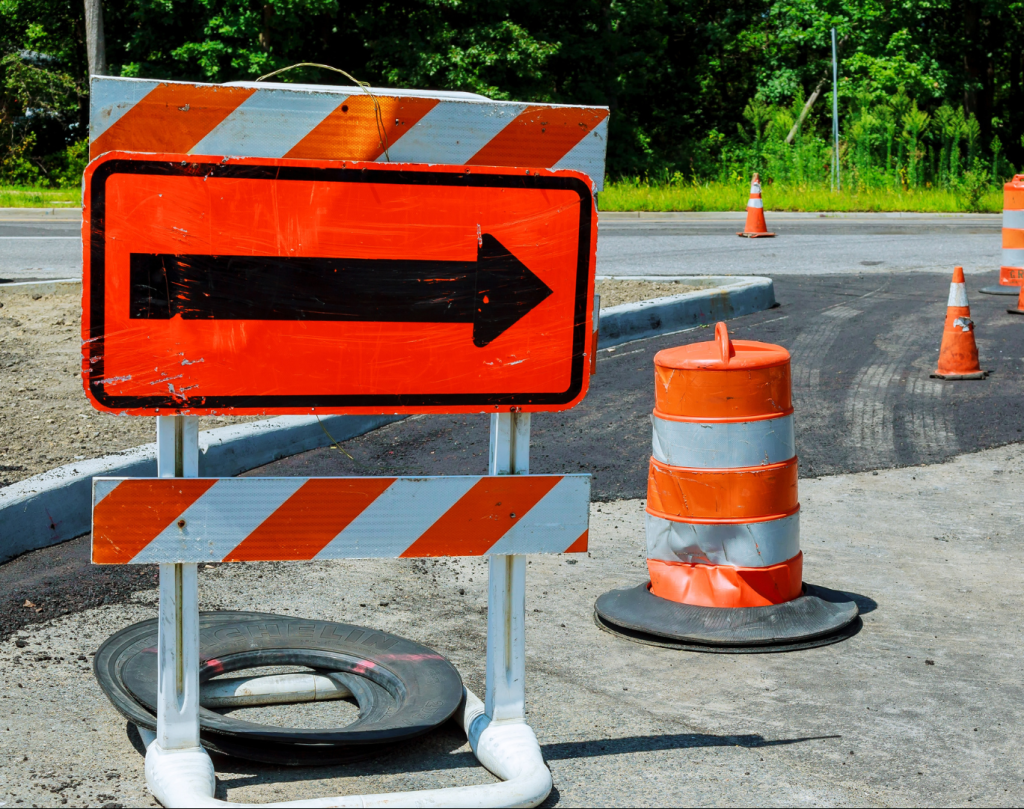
[948,282,969,308]
[1002,247,1024,267]
[747,198,764,209]
[645,510,800,568]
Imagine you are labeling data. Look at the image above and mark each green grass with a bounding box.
[599,181,1003,213]
[0,187,80,208]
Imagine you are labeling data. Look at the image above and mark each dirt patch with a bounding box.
[595,278,702,308]
[0,285,257,487]
[0,279,706,488]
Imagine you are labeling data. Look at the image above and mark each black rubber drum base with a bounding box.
[94,612,464,766]
[980,284,1021,296]
[594,582,860,654]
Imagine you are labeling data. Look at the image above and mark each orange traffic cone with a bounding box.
[1007,283,1024,315]
[737,173,775,238]
[932,266,987,380]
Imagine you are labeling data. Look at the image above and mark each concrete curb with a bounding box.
[0,274,772,562]
[597,275,775,348]
[0,414,400,564]
[0,279,80,295]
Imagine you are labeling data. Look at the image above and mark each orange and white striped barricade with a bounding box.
[89,76,609,189]
[981,174,1024,296]
[594,322,858,651]
[84,78,606,807]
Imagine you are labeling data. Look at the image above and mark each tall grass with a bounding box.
[0,186,79,207]
[600,179,1003,213]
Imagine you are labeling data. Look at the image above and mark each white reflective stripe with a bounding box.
[646,511,799,568]
[947,282,969,307]
[380,100,528,165]
[651,414,795,468]
[92,478,120,508]
[747,198,764,208]
[750,183,761,194]
[130,478,306,563]
[190,89,346,157]
[552,115,609,191]
[486,475,590,554]
[90,77,161,142]
[314,476,477,559]
[1002,248,1024,267]
[1002,211,1024,229]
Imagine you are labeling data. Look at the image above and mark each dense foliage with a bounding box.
[1,0,1022,194]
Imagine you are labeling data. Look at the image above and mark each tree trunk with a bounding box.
[84,0,107,77]
[785,34,849,145]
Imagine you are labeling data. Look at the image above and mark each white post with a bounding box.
[832,26,840,193]
[155,415,201,750]
[486,412,530,724]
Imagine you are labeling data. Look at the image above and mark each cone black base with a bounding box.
[736,231,775,238]
[1008,308,1024,315]
[594,582,859,654]
[930,371,988,380]
[979,285,1020,296]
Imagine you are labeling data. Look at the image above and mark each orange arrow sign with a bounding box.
[82,153,597,416]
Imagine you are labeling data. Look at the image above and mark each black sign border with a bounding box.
[87,158,594,412]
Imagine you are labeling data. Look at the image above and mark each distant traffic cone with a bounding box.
[737,173,775,238]
[932,266,987,380]
[1007,283,1024,315]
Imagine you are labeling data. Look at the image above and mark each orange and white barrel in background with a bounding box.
[981,174,1024,296]
[595,322,858,651]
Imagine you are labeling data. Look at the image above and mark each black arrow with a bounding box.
[129,234,554,348]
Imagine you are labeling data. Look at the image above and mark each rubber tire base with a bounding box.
[94,611,464,766]
[930,371,988,380]
[979,285,1021,296]
[594,582,859,654]
[737,232,775,238]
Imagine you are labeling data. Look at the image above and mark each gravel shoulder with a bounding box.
[0,279,701,488]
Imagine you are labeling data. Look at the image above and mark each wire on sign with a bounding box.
[255,63,391,161]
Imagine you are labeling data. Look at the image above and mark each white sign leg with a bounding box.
[486,412,529,724]
[154,415,201,750]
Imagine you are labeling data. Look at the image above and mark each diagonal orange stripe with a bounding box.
[466,106,608,169]
[224,478,395,562]
[401,476,561,558]
[285,96,438,161]
[1003,228,1024,249]
[92,479,217,563]
[564,529,588,554]
[90,83,256,159]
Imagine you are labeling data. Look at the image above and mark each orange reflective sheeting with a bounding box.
[1003,229,1024,249]
[92,478,217,563]
[401,475,561,557]
[90,83,256,159]
[82,153,598,416]
[646,456,798,521]
[285,96,438,161]
[647,553,803,608]
[225,478,395,562]
[468,106,609,170]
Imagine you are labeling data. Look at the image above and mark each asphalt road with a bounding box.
[256,269,1024,498]
[0,211,1002,282]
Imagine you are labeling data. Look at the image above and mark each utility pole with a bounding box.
[84,0,107,77]
[831,27,840,192]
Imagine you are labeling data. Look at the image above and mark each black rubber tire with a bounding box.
[94,612,464,766]
[594,582,859,654]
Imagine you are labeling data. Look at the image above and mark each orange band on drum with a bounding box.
[653,363,792,421]
[647,456,798,521]
[647,552,803,608]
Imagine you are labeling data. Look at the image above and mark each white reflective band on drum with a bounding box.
[947,282,968,307]
[1002,211,1024,230]
[747,198,764,208]
[646,511,800,568]
[651,414,795,468]
[1003,248,1024,268]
